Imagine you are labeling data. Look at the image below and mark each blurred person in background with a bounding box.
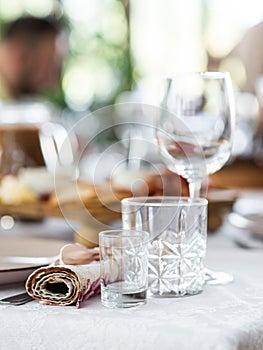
[224,21,263,161]
[0,15,66,101]
[208,20,263,95]
[0,16,75,176]
[208,20,263,188]
[225,21,263,94]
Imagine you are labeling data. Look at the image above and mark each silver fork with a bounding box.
[0,292,33,305]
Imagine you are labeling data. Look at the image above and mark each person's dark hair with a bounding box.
[2,16,63,45]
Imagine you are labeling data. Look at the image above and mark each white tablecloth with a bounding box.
[0,231,263,350]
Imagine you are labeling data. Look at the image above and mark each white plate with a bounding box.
[0,237,69,285]
[229,193,263,237]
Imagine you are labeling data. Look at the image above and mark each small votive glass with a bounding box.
[99,229,149,308]
[122,197,208,298]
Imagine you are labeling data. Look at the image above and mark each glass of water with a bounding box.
[99,229,149,308]
[122,197,208,297]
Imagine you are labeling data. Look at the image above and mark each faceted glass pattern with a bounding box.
[122,197,208,297]
[99,230,149,308]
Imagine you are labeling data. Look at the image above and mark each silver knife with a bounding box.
[0,292,33,305]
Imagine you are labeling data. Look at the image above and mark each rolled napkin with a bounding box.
[25,243,101,307]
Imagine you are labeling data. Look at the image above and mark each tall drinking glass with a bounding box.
[156,71,235,198]
[122,197,208,297]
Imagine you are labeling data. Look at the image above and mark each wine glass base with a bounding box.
[204,268,234,285]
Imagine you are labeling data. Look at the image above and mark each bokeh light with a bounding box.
[1,0,263,110]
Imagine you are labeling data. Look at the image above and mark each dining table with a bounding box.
[0,216,263,350]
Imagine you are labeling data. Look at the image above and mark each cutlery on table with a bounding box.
[0,292,33,305]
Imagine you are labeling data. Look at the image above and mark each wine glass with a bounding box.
[156,72,235,285]
[156,71,235,198]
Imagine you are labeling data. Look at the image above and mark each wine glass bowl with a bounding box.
[156,72,235,197]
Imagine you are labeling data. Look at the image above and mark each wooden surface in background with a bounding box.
[209,158,263,189]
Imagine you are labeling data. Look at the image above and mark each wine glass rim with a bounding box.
[122,196,208,207]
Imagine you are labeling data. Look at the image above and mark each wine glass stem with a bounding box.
[189,180,202,198]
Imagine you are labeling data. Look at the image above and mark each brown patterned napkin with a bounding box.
[25,244,100,307]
